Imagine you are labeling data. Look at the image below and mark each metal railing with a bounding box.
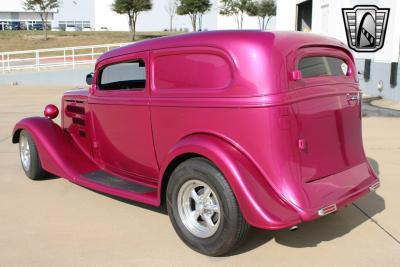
[0,43,131,73]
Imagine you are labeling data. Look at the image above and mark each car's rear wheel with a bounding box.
[166,157,249,256]
[19,130,47,180]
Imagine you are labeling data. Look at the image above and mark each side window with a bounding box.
[99,59,146,90]
[298,56,348,78]
[153,53,231,90]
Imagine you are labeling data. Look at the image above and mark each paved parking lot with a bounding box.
[0,86,399,267]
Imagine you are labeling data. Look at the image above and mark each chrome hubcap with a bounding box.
[177,180,221,238]
[19,135,31,171]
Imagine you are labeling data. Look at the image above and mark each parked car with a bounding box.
[99,26,109,31]
[31,23,44,31]
[5,21,26,30]
[12,31,380,256]
[82,26,92,32]
[65,25,76,32]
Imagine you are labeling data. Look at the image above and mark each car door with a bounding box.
[288,47,365,183]
[88,51,159,181]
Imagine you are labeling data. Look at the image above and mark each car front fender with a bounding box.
[159,133,301,230]
[13,117,97,179]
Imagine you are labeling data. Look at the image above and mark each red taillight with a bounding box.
[369,181,380,191]
[317,204,337,216]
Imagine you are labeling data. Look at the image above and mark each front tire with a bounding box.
[19,130,47,180]
[166,157,249,256]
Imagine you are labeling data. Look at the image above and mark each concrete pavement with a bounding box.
[0,66,92,87]
[0,86,399,267]
[371,99,400,111]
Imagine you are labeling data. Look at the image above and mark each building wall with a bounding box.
[276,0,400,100]
[0,0,56,24]
[0,1,28,12]
[276,0,399,63]
[53,0,95,28]
[0,12,53,22]
[356,59,400,100]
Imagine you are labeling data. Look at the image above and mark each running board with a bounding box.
[82,170,155,194]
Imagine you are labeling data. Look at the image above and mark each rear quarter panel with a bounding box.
[151,104,302,229]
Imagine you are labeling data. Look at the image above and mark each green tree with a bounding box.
[112,0,153,41]
[247,0,276,30]
[177,0,212,32]
[23,0,60,40]
[220,0,253,30]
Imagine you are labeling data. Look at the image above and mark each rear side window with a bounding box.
[99,60,146,90]
[153,53,231,90]
[298,56,348,78]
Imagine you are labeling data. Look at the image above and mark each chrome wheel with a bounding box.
[19,134,31,172]
[177,179,221,238]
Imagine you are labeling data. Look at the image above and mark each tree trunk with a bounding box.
[190,14,197,32]
[132,17,137,41]
[198,15,203,31]
[262,17,265,31]
[265,17,272,30]
[44,22,48,40]
[128,14,134,41]
[170,15,173,32]
[234,15,240,30]
[131,13,139,41]
[40,13,48,41]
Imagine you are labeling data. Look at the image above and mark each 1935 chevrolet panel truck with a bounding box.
[13,31,380,256]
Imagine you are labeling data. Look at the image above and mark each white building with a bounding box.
[275,0,400,100]
[0,1,55,30]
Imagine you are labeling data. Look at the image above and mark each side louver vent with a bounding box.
[66,105,85,115]
[65,100,86,138]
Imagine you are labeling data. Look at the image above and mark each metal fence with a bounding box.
[0,43,131,73]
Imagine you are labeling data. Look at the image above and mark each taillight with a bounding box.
[317,204,337,216]
[369,181,380,192]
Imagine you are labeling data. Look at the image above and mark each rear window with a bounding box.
[298,56,348,78]
[153,53,231,90]
[99,60,146,90]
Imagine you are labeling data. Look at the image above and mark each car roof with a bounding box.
[96,31,353,97]
[97,30,349,63]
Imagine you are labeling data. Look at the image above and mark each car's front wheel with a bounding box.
[166,157,249,256]
[19,130,47,180]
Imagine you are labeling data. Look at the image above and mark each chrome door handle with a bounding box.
[346,93,359,102]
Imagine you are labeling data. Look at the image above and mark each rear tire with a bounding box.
[166,157,249,256]
[19,130,47,180]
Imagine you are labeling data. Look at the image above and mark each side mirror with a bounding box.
[86,73,94,85]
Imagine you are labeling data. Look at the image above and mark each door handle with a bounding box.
[346,93,359,103]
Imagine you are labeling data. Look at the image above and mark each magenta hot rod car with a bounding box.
[13,31,380,256]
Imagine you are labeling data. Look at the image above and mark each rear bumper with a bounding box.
[291,162,379,222]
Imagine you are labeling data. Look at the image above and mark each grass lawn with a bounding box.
[0,31,179,52]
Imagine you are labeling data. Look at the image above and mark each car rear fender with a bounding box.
[12,117,97,179]
[159,133,301,230]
